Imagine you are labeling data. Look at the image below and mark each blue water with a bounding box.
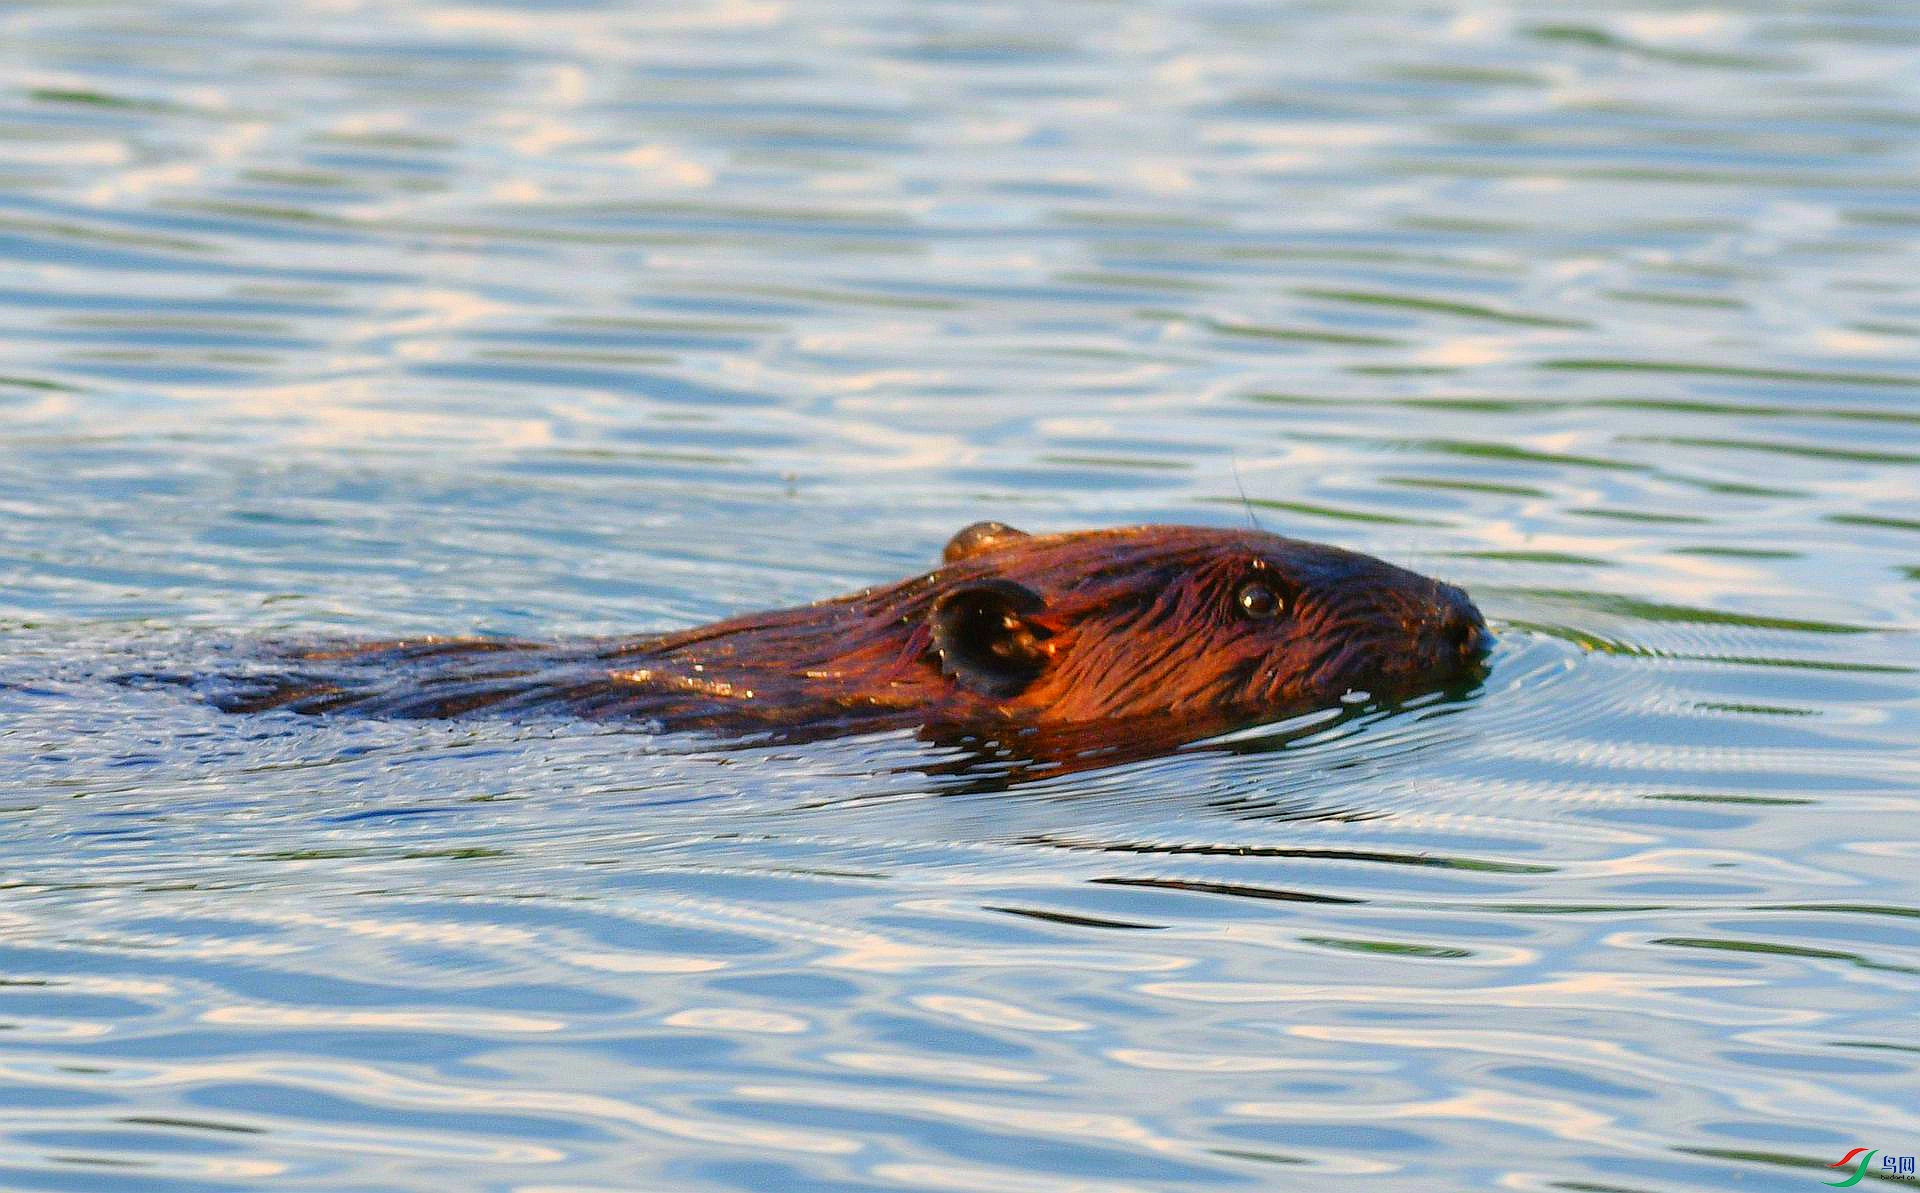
[2,1,1918,1189]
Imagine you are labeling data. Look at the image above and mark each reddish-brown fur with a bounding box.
[217,523,1489,747]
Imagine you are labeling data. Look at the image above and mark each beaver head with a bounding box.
[906,522,1489,726]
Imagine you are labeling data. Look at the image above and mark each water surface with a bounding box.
[2,1,1918,1190]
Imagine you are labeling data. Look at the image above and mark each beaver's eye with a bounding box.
[1236,580,1284,621]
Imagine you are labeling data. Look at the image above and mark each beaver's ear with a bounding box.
[942,521,1030,564]
[929,579,1049,697]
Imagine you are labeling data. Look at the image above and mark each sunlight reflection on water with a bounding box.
[1,0,1918,1190]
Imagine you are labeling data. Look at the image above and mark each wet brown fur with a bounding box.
[216,524,1488,745]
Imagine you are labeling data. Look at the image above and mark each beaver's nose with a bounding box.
[1437,588,1493,663]
[1452,615,1492,661]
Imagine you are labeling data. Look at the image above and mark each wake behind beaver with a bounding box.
[212,522,1491,756]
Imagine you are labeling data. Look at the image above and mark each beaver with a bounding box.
[214,522,1490,752]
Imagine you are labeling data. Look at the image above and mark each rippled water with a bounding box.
[3,1,1918,1189]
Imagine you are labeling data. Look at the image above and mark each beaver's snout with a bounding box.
[1455,618,1493,665]
[1420,580,1489,676]
[1433,584,1493,668]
